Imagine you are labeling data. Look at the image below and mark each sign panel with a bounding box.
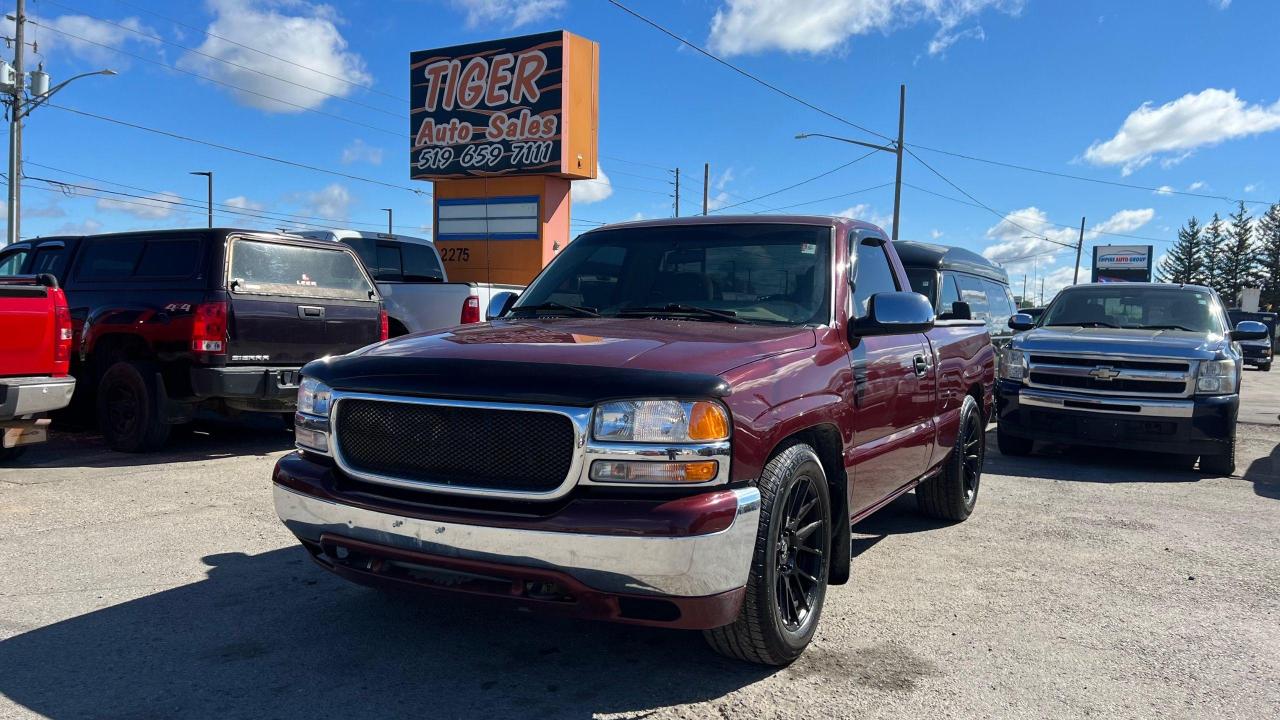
[1091,244,1153,283]
[409,31,598,180]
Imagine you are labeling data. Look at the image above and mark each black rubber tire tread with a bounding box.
[996,425,1034,456]
[97,361,171,453]
[916,394,983,521]
[704,442,830,666]
[1199,433,1236,476]
[1260,362,1272,372]
[0,445,27,462]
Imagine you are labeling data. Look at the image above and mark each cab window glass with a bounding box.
[31,247,68,277]
[0,249,28,276]
[955,274,990,319]
[75,239,145,280]
[904,268,937,307]
[852,238,899,318]
[983,280,1014,325]
[375,244,403,281]
[135,239,200,278]
[939,272,962,312]
[229,240,374,301]
[402,244,444,281]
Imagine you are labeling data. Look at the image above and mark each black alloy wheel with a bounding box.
[774,474,827,631]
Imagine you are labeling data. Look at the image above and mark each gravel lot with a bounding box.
[2,371,1277,720]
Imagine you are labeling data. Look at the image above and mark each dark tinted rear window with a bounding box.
[135,239,201,278]
[76,239,145,280]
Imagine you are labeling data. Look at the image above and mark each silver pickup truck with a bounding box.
[994,282,1269,474]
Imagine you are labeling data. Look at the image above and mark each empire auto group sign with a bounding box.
[409,31,598,180]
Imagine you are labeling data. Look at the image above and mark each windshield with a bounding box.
[1040,286,1225,334]
[512,224,832,325]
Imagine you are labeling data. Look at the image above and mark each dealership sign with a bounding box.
[1091,244,1153,283]
[409,31,598,180]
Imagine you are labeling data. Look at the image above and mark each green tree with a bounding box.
[1156,216,1204,284]
[1218,201,1258,305]
[1200,213,1227,293]
[1257,202,1280,311]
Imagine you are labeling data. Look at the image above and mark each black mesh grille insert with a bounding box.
[335,399,575,493]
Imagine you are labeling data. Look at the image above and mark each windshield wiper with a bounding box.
[1046,321,1119,328]
[615,304,746,324]
[1131,324,1196,332]
[508,301,599,318]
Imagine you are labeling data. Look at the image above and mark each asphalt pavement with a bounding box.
[1,372,1277,719]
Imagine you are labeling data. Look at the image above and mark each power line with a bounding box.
[48,104,430,196]
[751,182,895,214]
[605,0,894,145]
[712,149,881,213]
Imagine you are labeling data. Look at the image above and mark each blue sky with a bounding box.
[8,0,1280,298]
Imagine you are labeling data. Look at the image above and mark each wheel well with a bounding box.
[90,334,154,375]
[771,424,850,585]
[387,317,410,338]
[967,383,985,421]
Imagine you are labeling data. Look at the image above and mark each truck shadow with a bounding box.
[0,548,777,719]
[1242,439,1280,500]
[850,494,952,558]
[984,438,1203,485]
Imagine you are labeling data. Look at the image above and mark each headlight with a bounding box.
[999,348,1027,381]
[297,376,333,416]
[1196,359,1238,395]
[592,400,730,443]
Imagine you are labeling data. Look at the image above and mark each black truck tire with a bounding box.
[704,443,831,666]
[997,425,1034,456]
[98,361,171,453]
[1199,434,1236,476]
[917,394,984,521]
[1260,362,1272,372]
[0,446,27,463]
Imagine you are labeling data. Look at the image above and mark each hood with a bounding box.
[352,317,817,376]
[1012,326,1229,361]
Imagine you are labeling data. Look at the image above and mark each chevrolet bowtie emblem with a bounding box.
[1089,366,1120,381]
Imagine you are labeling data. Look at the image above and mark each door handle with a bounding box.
[913,355,929,376]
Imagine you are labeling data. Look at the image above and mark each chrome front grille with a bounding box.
[1026,354,1194,397]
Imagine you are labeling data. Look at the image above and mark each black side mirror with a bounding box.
[487,291,519,320]
[852,291,936,337]
[1230,320,1269,341]
[1008,313,1036,331]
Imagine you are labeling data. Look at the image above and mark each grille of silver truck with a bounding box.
[333,397,577,494]
[1027,354,1194,397]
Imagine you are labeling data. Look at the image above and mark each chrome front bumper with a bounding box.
[273,483,762,598]
[1018,387,1194,417]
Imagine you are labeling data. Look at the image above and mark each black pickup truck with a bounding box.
[0,229,385,452]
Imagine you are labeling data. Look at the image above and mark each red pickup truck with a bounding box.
[0,274,75,460]
[272,216,994,665]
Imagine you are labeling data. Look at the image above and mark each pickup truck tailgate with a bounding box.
[225,237,382,366]
[0,282,56,378]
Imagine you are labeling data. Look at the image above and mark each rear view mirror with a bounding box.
[487,291,519,320]
[852,291,935,337]
[1009,313,1036,331]
[1230,320,1269,342]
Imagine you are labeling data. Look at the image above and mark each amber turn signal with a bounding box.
[589,460,719,484]
[687,401,730,442]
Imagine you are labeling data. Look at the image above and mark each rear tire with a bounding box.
[97,361,171,453]
[917,394,984,521]
[704,443,831,666]
[1199,434,1236,476]
[997,425,1034,456]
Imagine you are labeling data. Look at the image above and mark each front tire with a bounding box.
[917,394,984,521]
[1199,433,1236,476]
[97,361,171,453]
[1260,362,1272,372]
[704,443,831,666]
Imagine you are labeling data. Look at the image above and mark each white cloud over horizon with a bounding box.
[449,0,565,29]
[292,183,352,219]
[341,139,384,166]
[571,164,613,205]
[9,14,160,66]
[96,191,183,219]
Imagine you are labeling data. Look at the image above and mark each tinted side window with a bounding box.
[402,244,444,281]
[0,248,28,276]
[939,272,962,311]
[955,274,989,319]
[375,244,403,281]
[135,239,201,278]
[76,239,145,281]
[983,280,1014,324]
[30,247,68,278]
[904,268,938,307]
[852,238,899,318]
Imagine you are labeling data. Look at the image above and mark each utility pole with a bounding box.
[189,171,212,228]
[702,162,709,215]
[1021,274,1027,306]
[1073,216,1086,285]
[381,208,393,235]
[673,167,680,217]
[795,83,906,240]
[1039,278,1045,306]
[6,0,26,245]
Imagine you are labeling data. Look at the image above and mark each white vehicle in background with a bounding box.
[288,230,523,337]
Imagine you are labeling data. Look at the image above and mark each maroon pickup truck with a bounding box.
[0,274,75,460]
[272,216,995,665]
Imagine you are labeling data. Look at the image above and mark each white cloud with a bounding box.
[1188,180,1207,191]
[1093,208,1155,235]
[293,183,352,218]
[981,207,1155,267]
[341,139,384,166]
[450,0,565,28]
[177,0,371,113]
[1244,183,1259,193]
[835,203,893,235]
[707,0,1021,57]
[52,218,103,235]
[1083,89,1280,175]
[571,164,613,205]
[930,229,944,240]
[1154,185,1174,195]
[225,195,265,212]
[1214,0,1231,8]
[15,14,160,65]
[96,191,183,219]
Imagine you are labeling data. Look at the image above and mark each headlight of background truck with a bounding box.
[589,399,730,484]
[999,348,1027,381]
[1196,359,1238,395]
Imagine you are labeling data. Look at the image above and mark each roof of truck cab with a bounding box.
[287,229,435,245]
[30,228,350,250]
[583,214,887,234]
[894,240,1010,285]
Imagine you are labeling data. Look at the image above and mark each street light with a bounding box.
[795,85,906,240]
[190,172,213,228]
[5,65,117,244]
